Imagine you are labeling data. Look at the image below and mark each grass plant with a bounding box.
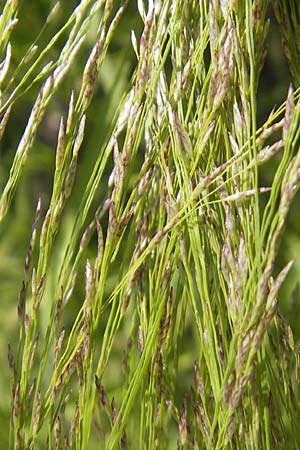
[1,0,300,449]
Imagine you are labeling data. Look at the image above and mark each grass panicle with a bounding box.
[1,0,300,449]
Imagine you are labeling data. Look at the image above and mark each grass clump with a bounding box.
[1,0,300,449]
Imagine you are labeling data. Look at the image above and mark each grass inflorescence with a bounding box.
[1,0,300,449]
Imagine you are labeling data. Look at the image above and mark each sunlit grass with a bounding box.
[1,1,300,449]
